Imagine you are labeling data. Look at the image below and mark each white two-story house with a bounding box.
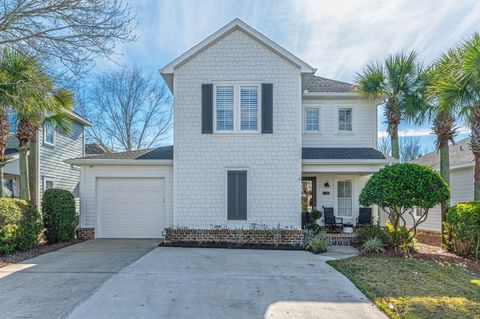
[67,19,390,239]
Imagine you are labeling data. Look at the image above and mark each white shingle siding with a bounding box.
[302,98,377,148]
[80,165,174,229]
[173,29,302,229]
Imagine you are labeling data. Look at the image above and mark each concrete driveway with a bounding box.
[67,247,387,319]
[0,239,160,319]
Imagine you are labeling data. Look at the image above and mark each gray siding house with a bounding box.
[3,111,91,209]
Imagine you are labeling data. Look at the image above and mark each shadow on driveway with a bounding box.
[0,239,160,319]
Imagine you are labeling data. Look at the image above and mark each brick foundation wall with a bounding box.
[165,228,357,247]
[76,227,95,240]
[416,229,442,246]
[165,228,307,247]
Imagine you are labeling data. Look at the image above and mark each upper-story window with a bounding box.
[338,107,353,132]
[305,107,320,132]
[214,83,260,133]
[44,123,55,146]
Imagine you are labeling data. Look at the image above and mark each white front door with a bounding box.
[96,178,165,238]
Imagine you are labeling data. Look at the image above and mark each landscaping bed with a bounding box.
[328,255,480,319]
[0,239,81,269]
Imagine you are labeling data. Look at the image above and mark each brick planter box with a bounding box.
[76,227,95,240]
[164,228,357,248]
[416,229,442,246]
[164,228,308,249]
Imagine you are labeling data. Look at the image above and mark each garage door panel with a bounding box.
[97,178,165,238]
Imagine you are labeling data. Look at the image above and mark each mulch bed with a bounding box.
[0,239,82,269]
[375,243,480,274]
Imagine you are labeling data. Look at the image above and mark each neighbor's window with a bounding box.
[227,170,247,220]
[44,123,55,145]
[240,86,258,131]
[43,177,54,192]
[305,107,320,132]
[337,180,353,216]
[338,107,352,132]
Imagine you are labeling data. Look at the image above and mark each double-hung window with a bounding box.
[7,113,17,133]
[215,83,260,133]
[338,107,353,132]
[240,86,258,131]
[305,107,320,132]
[337,180,353,216]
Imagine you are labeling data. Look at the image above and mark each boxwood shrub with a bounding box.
[0,198,43,254]
[445,201,480,259]
[42,189,76,243]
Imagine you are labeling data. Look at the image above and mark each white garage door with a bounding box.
[97,178,165,238]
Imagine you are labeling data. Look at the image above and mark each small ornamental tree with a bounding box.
[360,163,449,247]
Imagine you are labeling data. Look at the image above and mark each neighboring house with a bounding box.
[67,19,390,239]
[3,111,92,209]
[85,143,112,155]
[409,138,474,232]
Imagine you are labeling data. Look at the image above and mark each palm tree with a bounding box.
[421,51,460,242]
[0,49,71,200]
[355,51,428,159]
[432,32,480,200]
[0,107,9,197]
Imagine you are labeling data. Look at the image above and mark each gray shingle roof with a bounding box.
[302,147,386,160]
[78,145,173,160]
[305,76,353,93]
[85,143,112,155]
[411,138,473,168]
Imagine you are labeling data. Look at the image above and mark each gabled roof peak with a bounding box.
[160,18,316,92]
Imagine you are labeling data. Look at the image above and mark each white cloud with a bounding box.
[378,126,470,138]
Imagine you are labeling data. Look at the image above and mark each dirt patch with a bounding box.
[0,240,82,269]
[372,243,479,274]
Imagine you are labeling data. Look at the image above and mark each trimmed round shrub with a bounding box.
[42,189,76,243]
[0,198,43,254]
[446,201,480,259]
[360,163,449,250]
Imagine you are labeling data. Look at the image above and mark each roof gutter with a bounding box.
[67,110,92,127]
[302,158,396,165]
[64,159,173,166]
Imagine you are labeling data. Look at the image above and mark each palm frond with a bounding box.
[354,62,386,99]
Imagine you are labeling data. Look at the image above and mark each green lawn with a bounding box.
[328,256,480,319]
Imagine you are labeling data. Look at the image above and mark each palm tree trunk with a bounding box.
[19,145,30,201]
[391,126,400,160]
[28,134,37,206]
[0,162,4,198]
[471,108,480,200]
[386,99,401,160]
[439,142,450,245]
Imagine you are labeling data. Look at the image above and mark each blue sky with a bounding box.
[92,0,480,152]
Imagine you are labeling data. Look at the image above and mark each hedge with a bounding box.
[445,201,480,259]
[42,189,76,243]
[0,198,43,254]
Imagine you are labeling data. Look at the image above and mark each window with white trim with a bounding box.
[240,86,258,131]
[338,107,352,132]
[214,83,260,133]
[7,112,16,133]
[44,123,55,145]
[337,180,353,216]
[215,86,234,131]
[305,107,320,132]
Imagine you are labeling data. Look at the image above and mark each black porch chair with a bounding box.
[356,207,372,227]
[323,206,343,230]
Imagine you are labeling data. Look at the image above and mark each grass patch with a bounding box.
[328,256,480,319]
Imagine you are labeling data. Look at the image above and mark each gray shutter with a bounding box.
[261,83,273,133]
[202,84,213,133]
[227,171,247,220]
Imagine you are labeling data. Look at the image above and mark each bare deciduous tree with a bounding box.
[0,0,136,74]
[79,66,172,152]
[400,137,424,163]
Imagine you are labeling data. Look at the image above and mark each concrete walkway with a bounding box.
[67,246,387,319]
[0,239,160,319]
